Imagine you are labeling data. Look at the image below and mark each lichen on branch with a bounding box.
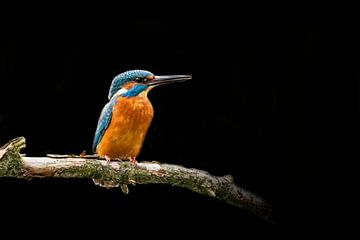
[0,137,273,222]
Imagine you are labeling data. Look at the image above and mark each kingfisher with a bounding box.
[93,70,191,164]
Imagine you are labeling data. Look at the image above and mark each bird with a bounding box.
[93,70,191,164]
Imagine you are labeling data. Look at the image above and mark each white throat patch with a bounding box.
[111,88,128,100]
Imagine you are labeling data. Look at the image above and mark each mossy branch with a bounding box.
[0,137,273,222]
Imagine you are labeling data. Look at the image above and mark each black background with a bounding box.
[0,9,333,235]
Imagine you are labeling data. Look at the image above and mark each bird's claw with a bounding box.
[129,156,138,165]
[105,155,111,164]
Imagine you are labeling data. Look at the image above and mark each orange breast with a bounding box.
[97,95,154,159]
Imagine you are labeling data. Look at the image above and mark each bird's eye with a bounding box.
[135,77,142,82]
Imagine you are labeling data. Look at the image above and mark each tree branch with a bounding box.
[0,137,273,222]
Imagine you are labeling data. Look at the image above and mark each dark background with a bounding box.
[0,10,333,235]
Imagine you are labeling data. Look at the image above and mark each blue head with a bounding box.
[108,70,154,99]
[108,69,192,99]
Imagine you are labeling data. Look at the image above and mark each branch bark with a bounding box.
[0,137,273,222]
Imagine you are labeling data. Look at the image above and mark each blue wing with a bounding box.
[92,98,117,152]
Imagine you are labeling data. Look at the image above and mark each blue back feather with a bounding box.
[92,97,117,152]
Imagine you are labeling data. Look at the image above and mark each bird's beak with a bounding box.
[147,75,192,87]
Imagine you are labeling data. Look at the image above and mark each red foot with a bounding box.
[129,156,138,165]
[105,155,111,164]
